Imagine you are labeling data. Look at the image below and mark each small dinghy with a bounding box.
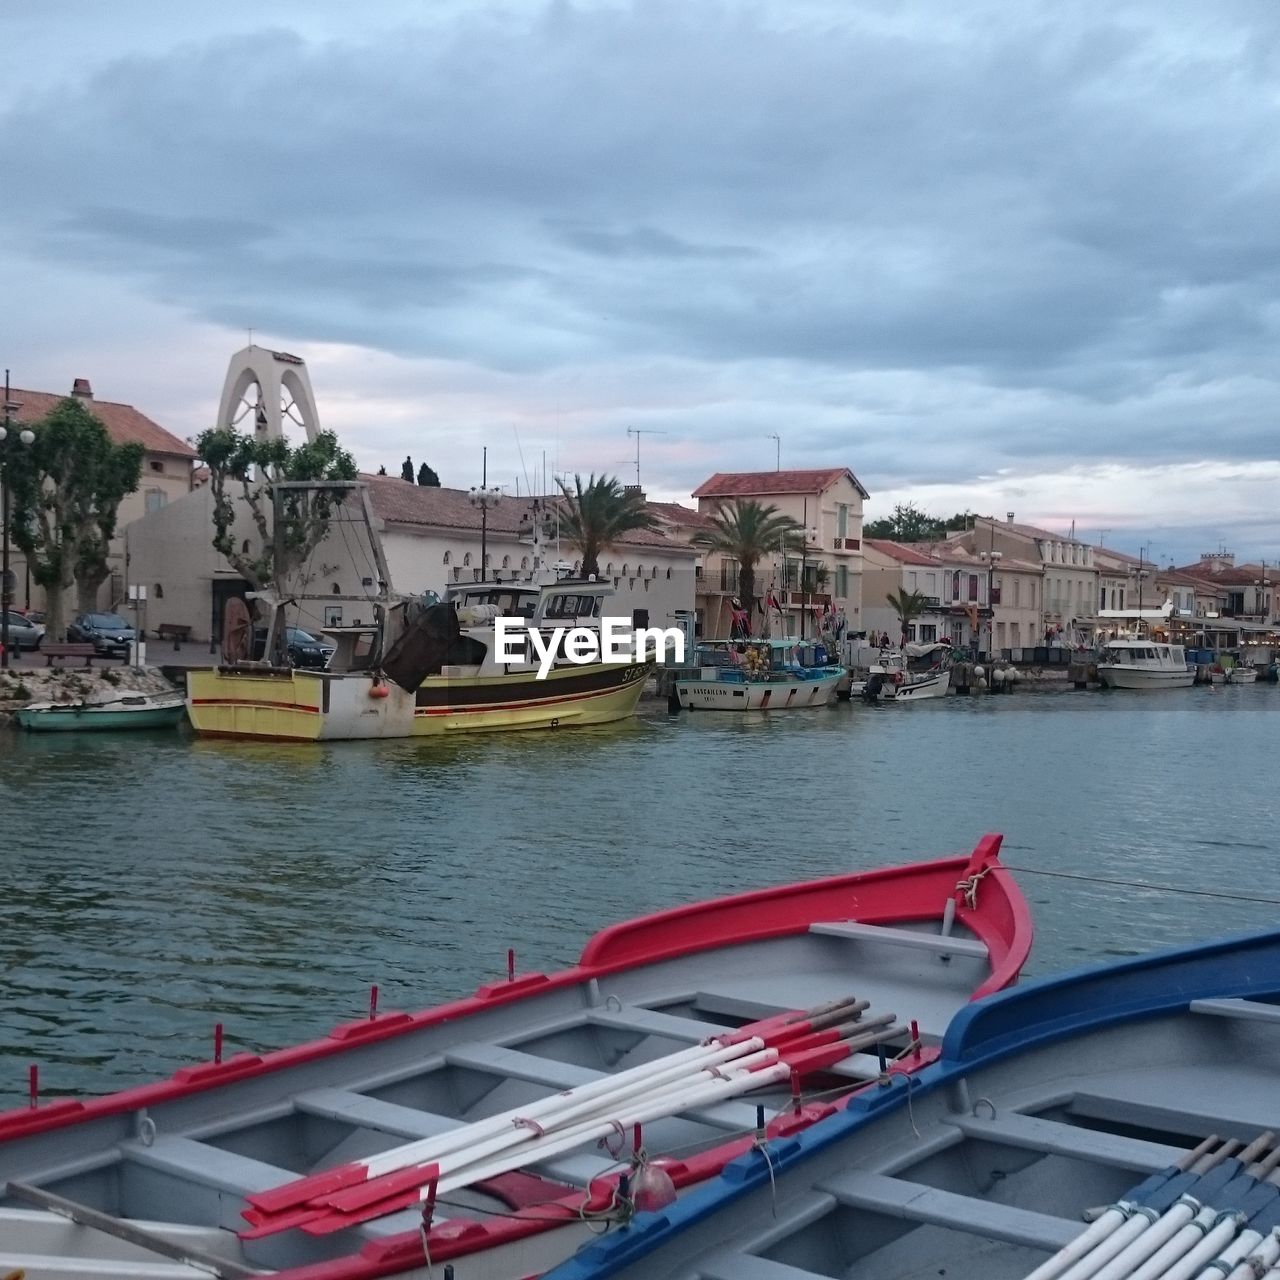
[550,923,1280,1280]
[0,835,1030,1280]
[15,690,185,732]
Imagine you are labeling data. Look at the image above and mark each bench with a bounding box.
[42,642,97,667]
[156,622,192,649]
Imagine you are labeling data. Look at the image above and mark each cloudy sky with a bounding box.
[3,0,1278,564]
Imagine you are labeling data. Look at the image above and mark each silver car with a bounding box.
[2,611,46,650]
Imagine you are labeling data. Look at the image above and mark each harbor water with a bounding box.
[2,683,1278,1108]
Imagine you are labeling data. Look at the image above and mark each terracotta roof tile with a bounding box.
[646,500,715,529]
[692,467,869,500]
[863,538,943,567]
[361,475,697,553]
[6,386,196,457]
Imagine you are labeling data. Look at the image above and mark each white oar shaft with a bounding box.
[439,1062,793,1196]
[1022,1209,1129,1280]
[1224,1229,1280,1279]
[1150,1213,1243,1280]
[1124,1207,1218,1280]
[358,1035,766,1179]
[1056,1208,1158,1280]
[1087,1201,1197,1280]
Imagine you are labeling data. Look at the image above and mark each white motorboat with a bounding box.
[1227,662,1258,684]
[1096,638,1194,690]
[860,643,953,702]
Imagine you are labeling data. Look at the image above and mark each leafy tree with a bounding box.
[376,464,387,476]
[556,473,657,579]
[5,397,144,640]
[863,502,943,542]
[196,428,357,605]
[940,511,976,532]
[400,456,414,482]
[886,588,930,647]
[417,461,440,487]
[693,499,803,621]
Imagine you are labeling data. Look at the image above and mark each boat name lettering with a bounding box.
[494,616,686,678]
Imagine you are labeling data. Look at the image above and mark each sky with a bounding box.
[2,0,1278,566]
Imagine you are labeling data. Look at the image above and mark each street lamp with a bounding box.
[467,445,502,581]
[1,369,35,670]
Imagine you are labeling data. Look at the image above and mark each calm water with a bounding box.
[2,684,1279,1108]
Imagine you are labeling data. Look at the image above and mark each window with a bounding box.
[149,460,164,473]
[952,570,962,601]
[501,555,510,568]
[153,583,164,599]
[1029,581,1036,609]
[837,504,848,539]
[907,624,918,642]
[145,489,166,513]
[1013,578,1020,607]
[836,566,849,598]
[1100,586,1107,612]
[920,624,937,642]
[443,551,451,565]
[463,552,472,566]
[968,574,978,601]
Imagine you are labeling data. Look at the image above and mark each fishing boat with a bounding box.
[1096,637,1194,690]
[0,835,1031,1280]
[674,639,843,711]
[14,691,185,732]
[186,485,653,742]
[858,642,953,702]
[1227,661,1258,684]
[547,921,1280,1280]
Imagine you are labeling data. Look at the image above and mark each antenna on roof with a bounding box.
[626,426,667,487]
[768,433,780,470]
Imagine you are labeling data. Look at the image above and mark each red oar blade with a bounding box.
[244,1162,370,1216]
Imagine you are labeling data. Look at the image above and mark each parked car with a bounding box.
[1,611,45,650]
[67,612,136,657]
[251,626,335,669]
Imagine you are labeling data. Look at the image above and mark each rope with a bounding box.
[1001,864,1280,907]
[955,864,993,909]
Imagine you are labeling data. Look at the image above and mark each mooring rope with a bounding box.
[1001,864,1280,907]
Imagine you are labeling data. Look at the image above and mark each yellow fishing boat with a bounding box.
[186,579,653,741]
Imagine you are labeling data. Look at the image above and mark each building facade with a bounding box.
[4,378,196,614]
[690,468,867,639]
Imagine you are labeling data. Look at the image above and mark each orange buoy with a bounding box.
[368,683,390,700]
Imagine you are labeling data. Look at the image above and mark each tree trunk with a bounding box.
[76,570,107,613]
[44,578,70,642]
[739,562,756,637]
[582,549,600,578]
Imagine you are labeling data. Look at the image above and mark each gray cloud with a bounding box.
[2,0,1279,545]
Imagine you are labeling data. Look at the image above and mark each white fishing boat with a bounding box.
[1227,661,1258,684]
[859,642,953,702]
[1096,637,1194,690]
[675,639,843,711]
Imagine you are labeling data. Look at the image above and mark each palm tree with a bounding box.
[556,474,657,579]
[886,588,930,648]
[694,500,803,629]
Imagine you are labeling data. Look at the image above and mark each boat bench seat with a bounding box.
[1190,997,1280,1028]
[816,1168,1080,1251]
[587,1005,733,1044]
[944,1110,1184,1172]
[294,1088,459,1141]
[121,1136,297,1233]
[809,921,987,959]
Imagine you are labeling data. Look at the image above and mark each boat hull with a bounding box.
[186,661,651,741]
[1097,664,1194,689]
[675,671,841,710]
[1227,666,1258,683]
[14,703,185,732]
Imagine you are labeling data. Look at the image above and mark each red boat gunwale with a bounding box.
[0,834,1030,1280]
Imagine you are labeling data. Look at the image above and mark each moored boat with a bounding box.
[1096,637,1194,690]
[674,639,843,711]
[14,691,185,732]
[0,835,1030,1280]
[548,922,1280,1280]
[860,642,953,702]
[1227,661,1258,684]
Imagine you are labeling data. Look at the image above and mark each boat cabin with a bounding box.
[445,579,614,631]
[1100,638,1186,667]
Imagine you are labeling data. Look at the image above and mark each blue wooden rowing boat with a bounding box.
[547,925,1280,1280]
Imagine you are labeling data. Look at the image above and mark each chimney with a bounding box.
[71,378,93,400]
[1006,512,1015,525]
[624,484,645,501]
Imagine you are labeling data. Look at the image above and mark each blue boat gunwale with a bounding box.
[546,923,1280,1280]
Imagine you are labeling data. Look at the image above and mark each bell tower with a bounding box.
[215,345,323,442]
